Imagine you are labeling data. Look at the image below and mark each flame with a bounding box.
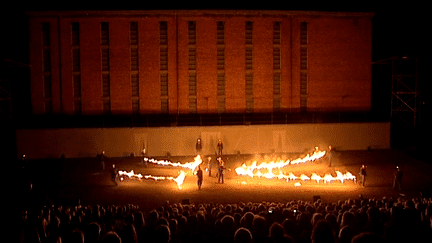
[235,147,356,186]
[118,170,186,189]
[144,155,202,171]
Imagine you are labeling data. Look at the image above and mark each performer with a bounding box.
[196,165,203,190]
[207,156,213,177]
[393,166,403,190]
[217,139,224,156]
[327,146,333,167]
[359,164,367,187]
[100,151,106,171]
[111,164,119,186]
[196,138,202,155]
[217,157,226,184]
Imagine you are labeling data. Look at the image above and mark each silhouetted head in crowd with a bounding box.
[70,229,85,243]
[154,224,171,243]
[311,220,335,243]
[84,222,101,243]
[101,231,122,243]
[234,227,253,243]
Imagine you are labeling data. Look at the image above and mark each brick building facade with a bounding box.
[27,10,373,116]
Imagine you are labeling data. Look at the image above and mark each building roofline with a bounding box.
[25,9,375,18]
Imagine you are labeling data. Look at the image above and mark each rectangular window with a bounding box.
[43,49,51,72]
[73,74,81,98]
[273,22,281,45]
[44,75,52,98]
[159,21,168,45]
[132,99,139,114]
[130,22,138,45]
[301,22,308,45]
[217,21,224,45]
[273,47,280,70]
[188,48,196,70]
[102,74,110,97]
[71,22,79,46]
[131,74,139,97]
[42,22,50,46]
[246,47,253,70]
[131,47,138,71]
[72,49,80,72]
[160,73,168,97]
[74,99,82,115]
[101,48,110,71]
[103,99,111,114]
[245,21,253,44]
[101,22,109,45]
[188,21,196,45]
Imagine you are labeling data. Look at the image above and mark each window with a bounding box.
[131,74,139,97]
[101,22,109,45]
[130,22,138,45]
[102,74,110,97]
[73,74,81,98]
[245,21,253,44]
[188,21,196,45]
[71,22,79,46]
[101,48,109,71]
[72,49,80,72]
[131,47,138,71]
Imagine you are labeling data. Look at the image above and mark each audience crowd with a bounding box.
[20,194,432,243]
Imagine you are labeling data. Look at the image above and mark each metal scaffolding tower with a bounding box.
[373,56,420,128]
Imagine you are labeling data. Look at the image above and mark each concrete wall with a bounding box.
[16,122,390,159]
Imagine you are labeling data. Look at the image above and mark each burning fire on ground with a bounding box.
[117,148,356,189]
[235,148,356,186]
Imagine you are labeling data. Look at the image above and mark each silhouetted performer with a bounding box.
[196,165,203,190]
[217,157,226,184]
[217,139,224,156]
[393,166,403,190]
[327,146,333,167]
[100,151,106,171]
[359,165,366,187]
[196,138,202,155]
[111,164,118,186]
[207,156,213,177]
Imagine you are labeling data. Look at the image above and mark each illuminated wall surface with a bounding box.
[16,123,390,159]
[27,10,373,115]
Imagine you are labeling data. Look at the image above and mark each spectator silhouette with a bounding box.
[310,220,335,243]
[101,231,122,243]
[84,222,101,243]
[154,224,171,243]
[234,227,253,243]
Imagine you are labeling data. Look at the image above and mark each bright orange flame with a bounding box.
[118,170,186,189]
[235,147,356,185]
[144,155,202,171]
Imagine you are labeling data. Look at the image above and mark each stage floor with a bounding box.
[24,149,432,213]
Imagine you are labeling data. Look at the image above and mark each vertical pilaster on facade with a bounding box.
[273,21,281,112]
[130,22,140,114]
[101,22,111,115]
[42,22,52,114]
[71,22,82,115]
[300,22,308,112]
[217,21,225,113]
[188,21,197,113]
[245,21,253,113]
[159,21,169,114]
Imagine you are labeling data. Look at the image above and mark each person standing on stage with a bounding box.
[217,157,226,184]
[196,165,203,190]
[327,146,333,167]
[111,164,119,186]
[196,138,202,155]
[359,164,367,187]
[207,156,213,177]
[393,166,403,190]
[217,139,224,156]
